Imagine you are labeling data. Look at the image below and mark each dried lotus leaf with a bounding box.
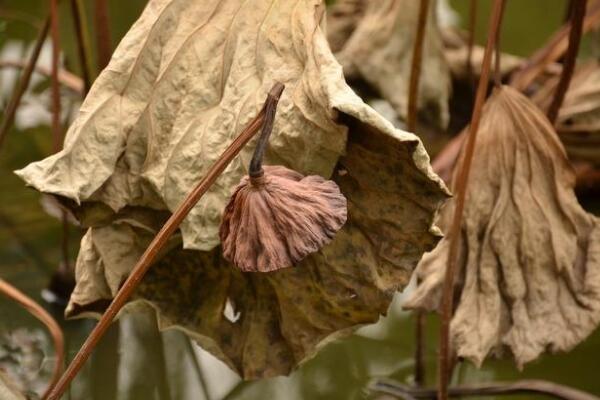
[17,0,350,251]
[334,0,451,128]
[17,0,448,380]
[405,85,600,368]
[65,122,447,379]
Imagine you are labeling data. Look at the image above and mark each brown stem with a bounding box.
[94,0,112,71]
[0,16,50,150]
[372,379,599,400]
[434,0,596,186]
[437,1,506,399]
[50,0,62,154]
[407,0,430,132]
[248,82,285,179]
[0,279,65,400]
[413,311,426,387]
[547,0,587,125]
[46,83,285,400]
[70,0,93,94]
[510,0,600,91]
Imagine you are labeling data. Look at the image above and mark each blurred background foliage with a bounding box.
[1,0,599,399]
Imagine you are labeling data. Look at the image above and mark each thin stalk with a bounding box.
[433,0,600,183]
[0,16,50,150]
[50,0,62,153]
[0,279,65,400]
[94,0,112,71]
[547,0,587,124]
[70,0,93,94]
[437,1,506,400]
[372,379,600,400]
[46,83,285,400]
[565,0,576,24]
[407,0,430,132]
[248,83,284,178]
[510,0,600,91]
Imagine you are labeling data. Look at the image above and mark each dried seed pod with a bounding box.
[220,166,347,272]
[219,84,347,272]
[405,85,600,368]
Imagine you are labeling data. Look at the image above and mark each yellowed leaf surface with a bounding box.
[16,0,447,378]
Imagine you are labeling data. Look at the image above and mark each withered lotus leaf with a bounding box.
[405,85,600,368]
[16,0,447,378]
[220,166,347,272]
[533,62,600,163]
[332,0,451,128]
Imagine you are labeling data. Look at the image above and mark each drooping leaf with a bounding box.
[16,0,447,379]
[405,86,600,368]
[331,0,452,129]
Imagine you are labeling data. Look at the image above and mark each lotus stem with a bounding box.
[510,0,600,91]
[437,1,506,399]
[248,82,285,180]
[94,0,112,70]
[70,0,93,94]
[0,279,65,400]
[547,0,587,125]
[45,83,285,400]
[406,0,430,133]
[50,0,62,153]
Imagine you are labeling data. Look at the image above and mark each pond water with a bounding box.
[1,0,599,399]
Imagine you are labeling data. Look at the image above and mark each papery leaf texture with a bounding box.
[16,0,448,378]
[405,86,600,368]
